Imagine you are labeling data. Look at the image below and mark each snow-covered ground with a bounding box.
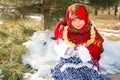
[98,28,120,37]
[0,69,2,80]
[22,29,120,80]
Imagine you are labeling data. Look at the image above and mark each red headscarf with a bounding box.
[66,3,89,26]
[54,3,90,40]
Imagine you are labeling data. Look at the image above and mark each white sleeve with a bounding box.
[76,46,91,63]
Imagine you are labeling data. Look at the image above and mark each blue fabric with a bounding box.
[51,57,111,80]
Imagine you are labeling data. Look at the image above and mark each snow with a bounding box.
[116,22,120,26]
[100,39,120,74]
[22,30,58,80]
[26,15,42,21]
[0,69,2,80]
[98,28,120,33]
[97,28,120,37]
[99,32,120,37]
[0,20,3,24]
[22,29,120,80]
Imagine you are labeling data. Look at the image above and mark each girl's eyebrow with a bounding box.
[74,17,80,19]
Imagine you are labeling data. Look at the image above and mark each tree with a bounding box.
[0,0,74,30]
[88,0,120,16]
[88,0,100,16]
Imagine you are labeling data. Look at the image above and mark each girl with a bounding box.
[51,3,111,80]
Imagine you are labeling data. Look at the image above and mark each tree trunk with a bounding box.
[95,6,98,16]
[102,9,104,14]
[43,13,53,30]
[118,12,120,20]
[42,0,50,30]
[114,4,118,16]
[108,7,111,15]
[43,14,50,30]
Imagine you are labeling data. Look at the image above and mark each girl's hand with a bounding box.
[54,39,74,58]
[64,47,74,56]
[76,46,91,63]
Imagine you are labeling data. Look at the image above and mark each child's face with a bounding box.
[71,18,85,29]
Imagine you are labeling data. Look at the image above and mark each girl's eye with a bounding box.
[72,20,76,22]
[74,20,77,22]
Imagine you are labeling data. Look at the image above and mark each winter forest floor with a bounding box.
[89,13,120,41]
